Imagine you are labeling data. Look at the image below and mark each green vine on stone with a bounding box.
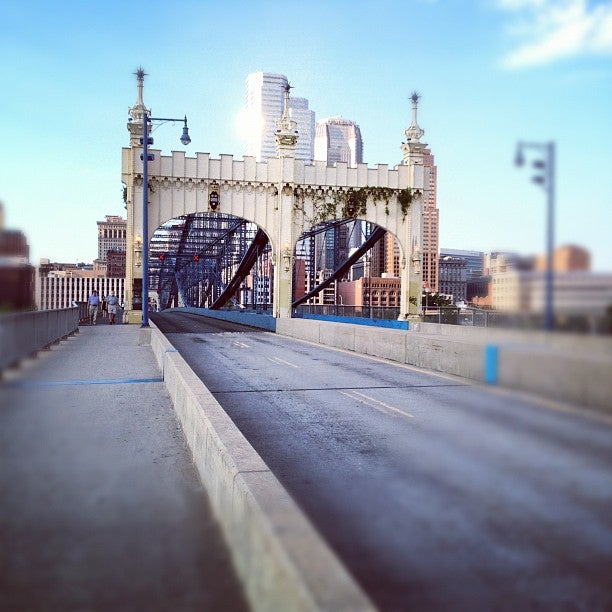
[397,188,413,218]
[294,184,415,222]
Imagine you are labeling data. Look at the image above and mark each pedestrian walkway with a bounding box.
[0,324,248,611]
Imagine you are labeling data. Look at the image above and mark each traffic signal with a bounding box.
[193,254,200,262]
[158,253,166,261]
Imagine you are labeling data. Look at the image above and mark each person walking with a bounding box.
[106,291,119,325]
[88,290,100,325]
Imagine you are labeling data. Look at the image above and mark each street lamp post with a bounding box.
[140,111,190,327]
[515,141,555,332]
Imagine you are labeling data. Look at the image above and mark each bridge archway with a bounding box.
[122,80,430,322]
[147,212,273,313]
[292,218,406,313]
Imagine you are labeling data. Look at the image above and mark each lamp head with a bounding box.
[180,126,191,146]
[180,116,191,146]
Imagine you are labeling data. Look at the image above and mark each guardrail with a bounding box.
[295,304,611,334]
[0,307,79,372]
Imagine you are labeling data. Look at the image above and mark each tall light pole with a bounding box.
[137,89,190,328]
[515,141,555,332]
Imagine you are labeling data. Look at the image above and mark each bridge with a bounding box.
[2,309,612,611]
[2,73,611,610]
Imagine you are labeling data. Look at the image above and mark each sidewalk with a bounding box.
[0,323,248,611]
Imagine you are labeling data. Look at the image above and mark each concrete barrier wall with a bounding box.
[0,308,79,372]
[413,321,612,357]
[276,318,612,412]
[177,307,277,332]
[149,324,374,612]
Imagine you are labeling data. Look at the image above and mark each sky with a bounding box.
[1,0,611,270]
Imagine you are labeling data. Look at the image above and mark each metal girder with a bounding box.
[292,226,386,308]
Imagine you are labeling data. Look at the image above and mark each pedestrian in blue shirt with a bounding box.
[88,290,100,325]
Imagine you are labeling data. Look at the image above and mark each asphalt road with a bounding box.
[152,311,612,612]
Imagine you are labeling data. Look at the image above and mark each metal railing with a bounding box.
[292,304,611,334]
[294,304,401,320]
[0,307,79,372]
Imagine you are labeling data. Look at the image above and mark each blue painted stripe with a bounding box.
[10,377,163,388]
[296,313,410,330]
[484,344,498,384]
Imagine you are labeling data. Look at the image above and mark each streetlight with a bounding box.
[515,141,555,331]
[139,105,191,328]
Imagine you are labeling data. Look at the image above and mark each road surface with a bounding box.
[153,311,612,612]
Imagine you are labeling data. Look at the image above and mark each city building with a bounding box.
[484,244,611,325]
[244,72,315,162]
[440,248,484,279]
[534,244,590,272]
[368,233,399,278]
[35,213,129,312]
[289,97,315,162]
[337,275,401,308]
[421,148,439,292]
[36,272,126,311]
[438,255,467,303]
[97,215,127,260]
[492,270,612,317]
[314,117,363,165]
[106,250,127,278]
[484,251,533,275]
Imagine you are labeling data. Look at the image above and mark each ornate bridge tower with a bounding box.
[122,74,428,321]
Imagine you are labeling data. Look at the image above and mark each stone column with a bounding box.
[399,92,427,321]
[123,67,149,324]
[273,84,299,318]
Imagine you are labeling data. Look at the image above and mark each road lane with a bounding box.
[152,311,612,611]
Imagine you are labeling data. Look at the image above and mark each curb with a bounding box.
[149,323,375,612]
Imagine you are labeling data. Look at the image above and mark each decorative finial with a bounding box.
[404,90,424,143]
[275,80,298,157]
[128,66,151,145]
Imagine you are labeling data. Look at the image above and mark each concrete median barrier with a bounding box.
[276,318,612,412]
[149,324,374,612]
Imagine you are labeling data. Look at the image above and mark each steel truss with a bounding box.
[149,213,269,311]
[147,214,386,313]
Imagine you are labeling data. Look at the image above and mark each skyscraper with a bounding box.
[289,97,315,162]
[314,117,363,165]
[97,215,127,261]
[421,148,439,292]
[243,72,314,161]
[313,116,366,268]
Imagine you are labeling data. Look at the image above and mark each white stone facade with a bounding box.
[122,149,426,319]
[37,274,126,310]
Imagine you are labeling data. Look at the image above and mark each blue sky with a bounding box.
[1,0,611,270]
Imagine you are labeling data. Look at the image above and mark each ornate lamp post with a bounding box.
[129,68,191,328]
[515,141,556,331]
